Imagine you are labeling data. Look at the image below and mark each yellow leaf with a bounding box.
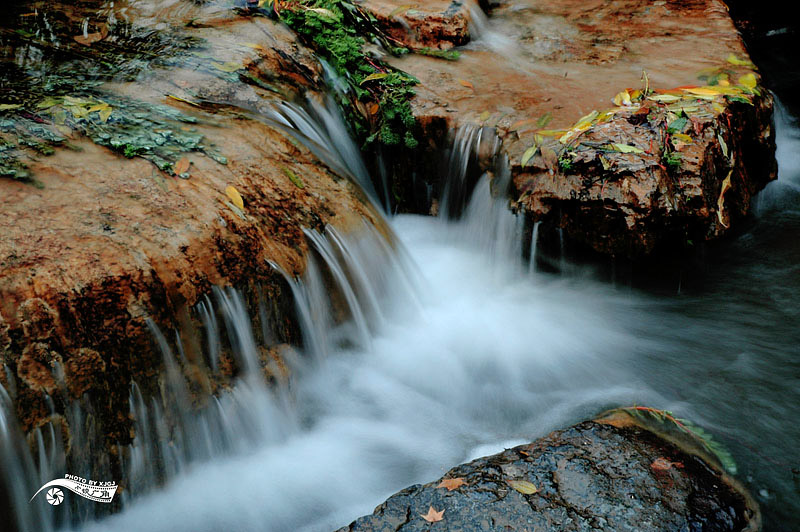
[738,73,757,89]
[609,143,644,154]
[167,94,202,107]
[672,133,694,143]
[360,73,388,85]
[243,42,268,53]
[458,79,474,90]
[0,104,22,111]
[479,111,490,122]
[390,4,417,17]
[508,480,538,495]
[521,145,538,167]
[726,53,754,67]
[712,102,726,114]
[535,129,567,137]
[612,89,631,107]
[99,106,112,122]
[648,94,682,103]
[420,506,444,523]
[717,167,734,228]
[225,185,244,210]
[281,166,305,189]
[537,112,552,128]
[212,61,243,73]
[599,154,612,171]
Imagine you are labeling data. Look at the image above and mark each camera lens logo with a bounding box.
[45,488,64,506]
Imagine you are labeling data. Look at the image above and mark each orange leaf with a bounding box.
[369,103,380,115]
[174,157,191,175]
[458,79,474,90]
[436,477,466,491]
[420,506,444,523]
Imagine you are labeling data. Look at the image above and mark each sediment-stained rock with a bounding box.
[362,0,472,50]
[338,411,760,532]
[0,1,377,452]
[380,0,777,257]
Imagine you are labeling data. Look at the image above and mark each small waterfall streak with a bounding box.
[529,221,541,274]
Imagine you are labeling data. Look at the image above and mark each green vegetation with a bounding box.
[275,0,420,149]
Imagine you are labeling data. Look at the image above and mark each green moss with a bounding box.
[278,0,419,149]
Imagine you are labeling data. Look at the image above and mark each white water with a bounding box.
[59,169,666,532]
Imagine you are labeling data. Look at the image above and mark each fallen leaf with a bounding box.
[648,94,682,103]
[613,89,631,107]
[537,112,552,128]
[212,61,243,73]
[738,73,757,89]
[243,42,268,53]
[174,157,191,175]
[281,165,305,189]
[436,477,466,491]
[726,53,754,67]
[609,143,644,154]
[369,102,380,115]
[479,111,490,122]
[458,79,474,90]
[717,166,734,228]
[420,506,444,523]
[390,4,417,17]
[508,480,538,495]
[226,185,245,210]
[717,133,729,159]
[0,104,22,111]
[305,7,337,19]
[360,72,388,85]
[651,457,684,471]
[521,145,538,167]
[599,154,612,171]
[672,133,694,144]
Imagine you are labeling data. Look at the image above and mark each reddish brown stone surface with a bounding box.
[363,0,471,50]
[378,0,777,256]
[0,3,377,449]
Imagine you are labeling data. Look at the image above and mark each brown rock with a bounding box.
[384,0,776,257]
[363,0,472,50]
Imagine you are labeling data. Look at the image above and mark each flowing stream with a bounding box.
[2,2,800,531]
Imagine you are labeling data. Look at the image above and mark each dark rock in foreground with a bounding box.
[338,414,759,531]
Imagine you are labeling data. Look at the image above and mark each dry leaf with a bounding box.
[174,157,191,175]
[212,61,243,73]
[369,103,380,115]
[420,506,444,523]
[726,53,754,67]
[436,477,466,491]
[281,166,305,189]
[651,457,684,471]
[508,480,538,495]
[479,111,490,122]
[609,143,644,154]
[389,4,417,17]
[458,79,474,90]
[521,145,538,167]
[612,89,632,107]
[226,185,245,210]
[738,73,757,89]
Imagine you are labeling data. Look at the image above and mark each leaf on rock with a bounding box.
[282,166,305,189]
[479,111,490,122]
[537,112,552,128]
[648,94,682,103]
[717,133,729,159]
[726,53,754,67]
[612,89,632,107]
[74,32,105,46]
[609,143,644,154]
[508,480,538,495]
[436,477,466,491]
[717,167,734,228]
[420,506,444,523]
[225,185,244,210]
[390,4,418,17]
[0,104,22,111]
[738,73,757,89]
[212,61,243,73]
[174,157,191,175]
[458,79,474,90]
[521,145,538,167]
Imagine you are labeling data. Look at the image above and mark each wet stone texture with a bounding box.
[338,421,758,532]
[374,0,778,258]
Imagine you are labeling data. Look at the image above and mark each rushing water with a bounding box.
[3,2,800,531]
[2,101,794,531]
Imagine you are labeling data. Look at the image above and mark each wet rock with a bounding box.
[0,1,377,455]
[338,415,760,532]
[362,0,472,50]
[384,0,777,257]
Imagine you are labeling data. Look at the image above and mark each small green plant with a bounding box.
[558,151,574,172]
[663,150,682,171]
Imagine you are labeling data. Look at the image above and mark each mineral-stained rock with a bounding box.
[362,0,472,50]
[338,416,760,532]
[381,0,777,257]
[0,0,378,458]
